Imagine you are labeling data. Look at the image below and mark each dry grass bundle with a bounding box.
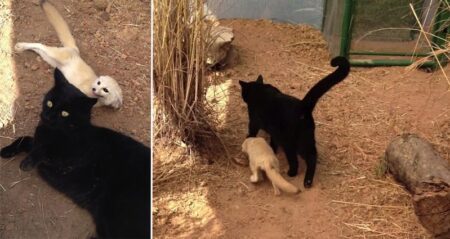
[0,0,16,129]
[407,1,450,87]
[153,0,216,144]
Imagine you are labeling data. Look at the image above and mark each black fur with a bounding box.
[239,56,350,188]
[0,68,150,238]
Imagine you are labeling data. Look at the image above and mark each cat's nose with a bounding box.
[92,88,96,92]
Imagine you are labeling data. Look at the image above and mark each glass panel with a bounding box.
[206,0,325,28]
[322,0,346,57]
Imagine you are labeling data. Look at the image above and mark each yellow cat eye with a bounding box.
[46,100,53,108]
[61,111,69,117]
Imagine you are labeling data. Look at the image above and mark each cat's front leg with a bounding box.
[247,119,260,138]
[19,146,46,171]
[20,156,38,171]
[0,136,33,158]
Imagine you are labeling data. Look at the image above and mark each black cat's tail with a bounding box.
[302,56,350,112]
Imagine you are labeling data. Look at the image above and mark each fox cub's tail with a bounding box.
[264,160,300,194]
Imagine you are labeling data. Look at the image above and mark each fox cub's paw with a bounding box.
[14,43,28,52]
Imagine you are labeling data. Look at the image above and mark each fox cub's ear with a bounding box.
[241,139,249,152]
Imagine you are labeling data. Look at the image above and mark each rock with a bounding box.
[5,223,14,231]
[206,25,234,69]
[94,0,108,11]
[117,27,139,42]
[100,12,110,21]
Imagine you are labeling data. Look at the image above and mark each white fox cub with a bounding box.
[15,0,122,109]
[242,137,300,195]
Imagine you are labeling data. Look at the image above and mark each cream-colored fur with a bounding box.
[15,0,122,109]
[242,137,300,195]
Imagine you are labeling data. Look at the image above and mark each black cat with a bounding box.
[0,68,150,238]
[239,56,350,188]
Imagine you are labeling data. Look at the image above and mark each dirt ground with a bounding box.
[153,19,450,238]
[0,0,150,238]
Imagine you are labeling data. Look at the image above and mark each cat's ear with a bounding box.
[77,97,98,109]
[84,97,98,108]
[239,80,247,87]
[54,68,69,88]
[256,75,263,84]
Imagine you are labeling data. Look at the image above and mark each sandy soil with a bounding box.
[153,19,450,238]
[0,1,150,238]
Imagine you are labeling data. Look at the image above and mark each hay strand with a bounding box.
[330,200,409,209]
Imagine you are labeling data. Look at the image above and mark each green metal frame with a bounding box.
[340,0,353,57]
[337,0,450,68]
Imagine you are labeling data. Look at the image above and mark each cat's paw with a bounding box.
[19,157,36,171]
[287,168,298,177]
[14,43,27,52]
[304,179,313,188]
[1,146,17,158]
[250,175,259,183]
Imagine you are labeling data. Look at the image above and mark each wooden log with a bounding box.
[385,133,450,238]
